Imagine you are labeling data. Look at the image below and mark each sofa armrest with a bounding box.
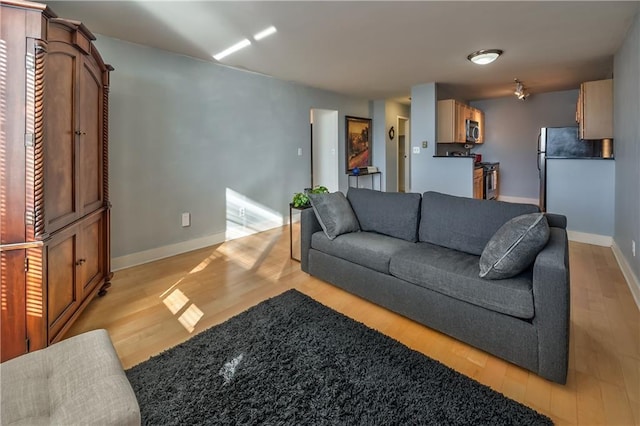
[532,226,570,383]
[545,213,567,229]
[300,208,321,273]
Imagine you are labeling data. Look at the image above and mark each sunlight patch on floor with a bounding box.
[162,288,189,315]
[178,303,204,333]
[189,250,224,274]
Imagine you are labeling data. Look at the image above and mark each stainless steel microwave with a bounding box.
[466,119,480,143]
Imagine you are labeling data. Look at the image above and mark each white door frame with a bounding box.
[396,116,410,192]
[311,109,339,192]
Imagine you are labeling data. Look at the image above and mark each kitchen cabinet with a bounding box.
[437,99,484,144]
[473,167,484,199]
[576,79,612,140]
[0,1,112,362]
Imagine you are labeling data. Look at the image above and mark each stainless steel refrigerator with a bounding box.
[537,127,599,211]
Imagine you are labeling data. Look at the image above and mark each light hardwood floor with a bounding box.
[68,226,640,425]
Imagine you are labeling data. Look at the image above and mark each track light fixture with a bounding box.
[513,79,530,100]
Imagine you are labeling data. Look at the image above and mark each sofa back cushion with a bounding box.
[308,192,360,240]
[347,188,421,242]
[419,191,540,255]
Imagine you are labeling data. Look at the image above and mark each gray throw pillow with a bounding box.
[308,192,360,240]
[479,213,550,280]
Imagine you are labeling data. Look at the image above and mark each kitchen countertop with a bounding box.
[432,155,475,158]
[546,156,615,160]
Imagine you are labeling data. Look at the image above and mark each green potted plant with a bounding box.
[292,186,328,207]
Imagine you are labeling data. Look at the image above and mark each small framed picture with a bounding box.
[345,116,372,172]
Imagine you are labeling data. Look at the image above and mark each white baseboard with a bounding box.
[497,195,538,205]
[111,231,227,271]
[611,241,640,311]
[567,230,613,247]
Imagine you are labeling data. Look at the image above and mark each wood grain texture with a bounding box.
[67,228,640,425]
[1,1,112,361]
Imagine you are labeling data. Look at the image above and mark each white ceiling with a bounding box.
[43,1,639,102]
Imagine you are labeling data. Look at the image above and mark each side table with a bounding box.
[347,171,382,190]
[289,203,312,261]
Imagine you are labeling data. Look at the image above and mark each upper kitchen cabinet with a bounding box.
[576,79,613,140]
[437,99,484,144]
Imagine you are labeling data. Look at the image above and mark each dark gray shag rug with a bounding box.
[126,290,552,425]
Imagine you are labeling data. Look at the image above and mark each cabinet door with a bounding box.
[473,168,484,199]
[437,100,456,143]
[473,108,484,144]
[47,230,79,342]
[45,41,80,232]
[580,79,613,140]
[78,56,105,215]
[0,251,28,361]
[455,102,466,143]
[78,212,105,297]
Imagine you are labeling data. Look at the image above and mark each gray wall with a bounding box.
[547,159,615,236]
[471,90,579,201]
[96,36,370,259]
[371,100,387,191]
[613,12,640,286]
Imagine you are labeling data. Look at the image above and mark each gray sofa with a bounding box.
[301,188,570,384]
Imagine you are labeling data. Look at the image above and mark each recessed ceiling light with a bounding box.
[213,38,251,61]
[254,26,277,41]
[467,49,503,65]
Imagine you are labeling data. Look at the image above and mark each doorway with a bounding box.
[397,116,410,192]
[310,109,339,192]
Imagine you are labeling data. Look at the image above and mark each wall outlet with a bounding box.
[633,240,636,257]
[412,147,420,154]
[239,207,246,217]
[422,141,428,148]
[181,212,190,227]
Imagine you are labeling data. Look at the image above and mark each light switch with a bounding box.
[412,147,420,154]
[181,212,190,227]
[297,147,302,156]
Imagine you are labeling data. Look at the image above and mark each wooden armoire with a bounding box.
[0,0,113,362]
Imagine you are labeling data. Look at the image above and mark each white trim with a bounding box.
[111,231,226,271]
[396,115,410,193]
[497,195,538,205]
[611,241,640,311]
[566,230,612,247]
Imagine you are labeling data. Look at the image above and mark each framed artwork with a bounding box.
[345,116,372,172]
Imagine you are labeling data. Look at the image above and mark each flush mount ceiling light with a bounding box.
[467,49,503,65]
[513,78,530,100]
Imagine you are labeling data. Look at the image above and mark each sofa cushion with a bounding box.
[311,231,415,274]
[389,242,534,319]
[480,213,550,279]
[347,188,421,242]
[419,192,540,256]
[308,192,360,240]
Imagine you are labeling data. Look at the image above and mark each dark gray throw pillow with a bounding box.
[308,192,360,240]
[479,213,550,280]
